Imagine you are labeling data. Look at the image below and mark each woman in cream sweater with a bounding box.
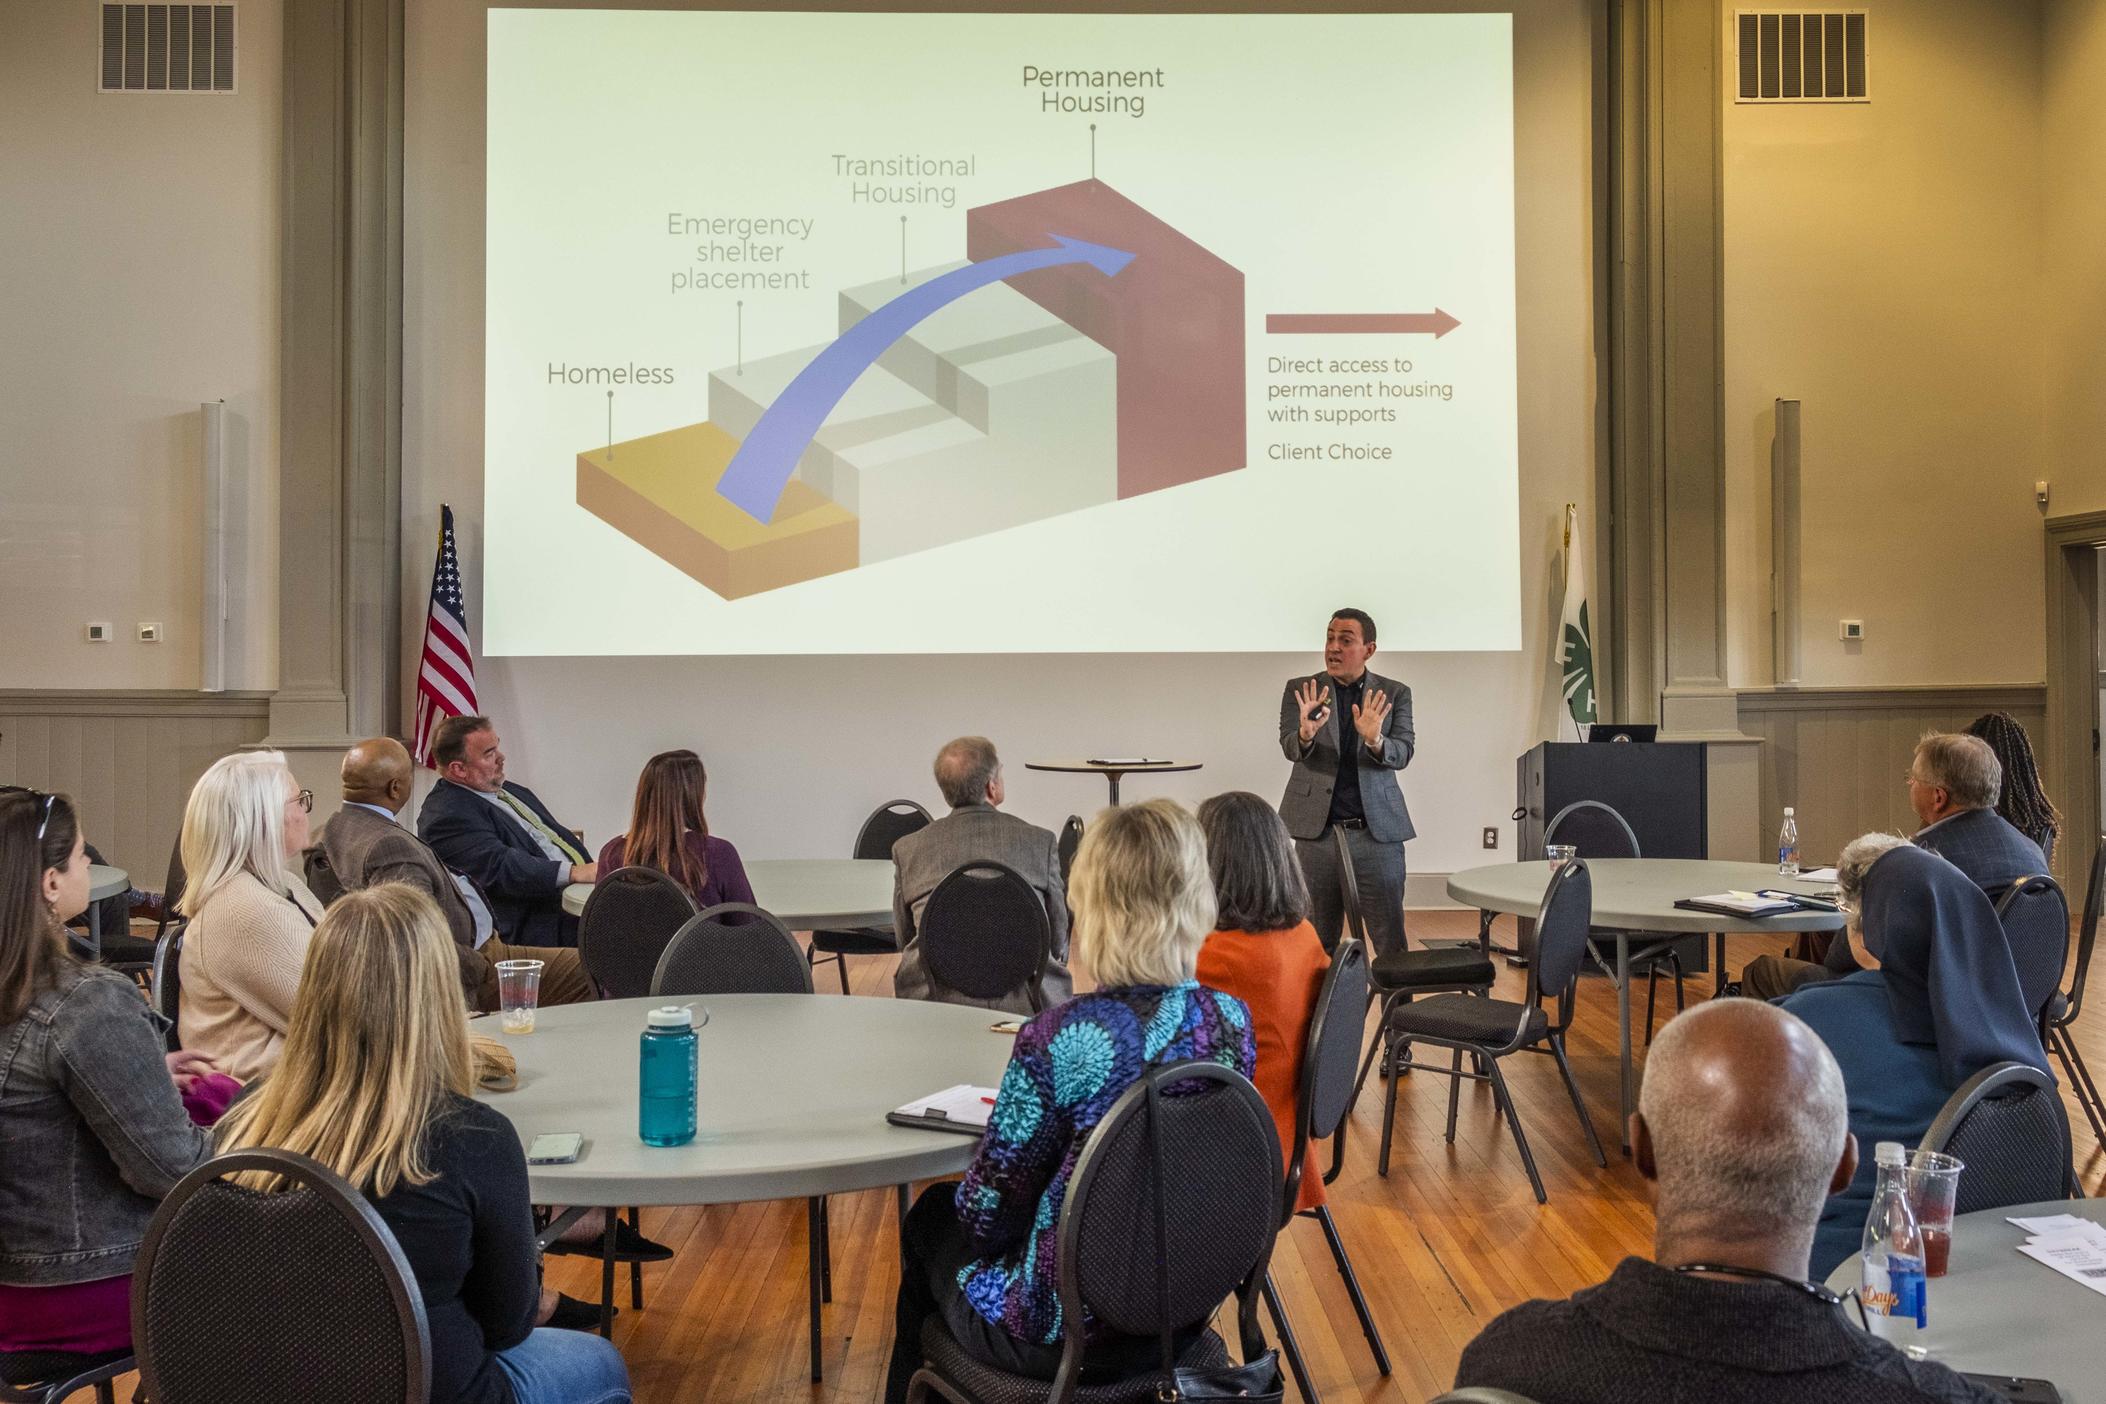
[176,749,325,1081]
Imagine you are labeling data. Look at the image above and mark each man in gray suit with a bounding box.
[1279,608,1416,957]
[892,736,1073,1013]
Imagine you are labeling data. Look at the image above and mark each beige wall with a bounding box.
[403,0,1599,880]
[1722,0,2046,690]
[2045,0,2106,517]
[0,0,281,692]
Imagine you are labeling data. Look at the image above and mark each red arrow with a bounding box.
[1265,309,1461,338]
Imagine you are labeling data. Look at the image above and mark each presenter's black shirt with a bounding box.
[1327,675,1366,826]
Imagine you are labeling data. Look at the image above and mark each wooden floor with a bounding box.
[523,913,2106,1404]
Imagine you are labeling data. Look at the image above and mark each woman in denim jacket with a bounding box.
[0,790,216,1360]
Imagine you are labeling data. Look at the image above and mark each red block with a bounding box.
[966,180,1245,499]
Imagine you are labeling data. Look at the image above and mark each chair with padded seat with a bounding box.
[1345,825,1496,1099]
[1374,858,1607,1203]
[918,861,1053,1013]
[151,919,186,1052]
[651,902,838,1380]
[0,1348,132,1404]
[1544,799,1685,1043]
[1994,874,2072,1036]
[132,1147,430,1404]
[1263,940,1390,1404]
[1057,815,1084,888]
[905,1060,1281,1404]
[577,864,699,999]
[1430,1391,1544,1404]
[808,798,932,994]
[2044,836,2106,1146]
[1920,1061,2077,1212]
[154,837,186,943]
[300,845,347,907]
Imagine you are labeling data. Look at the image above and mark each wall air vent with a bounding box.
[100,4,236,93]
[1735,11,1867,102]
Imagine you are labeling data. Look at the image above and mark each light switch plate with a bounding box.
[1839,619,1865,641]
[85,622,112,643]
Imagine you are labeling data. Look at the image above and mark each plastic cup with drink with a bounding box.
[1906,1150,1964,1278]
[1546,844,1579,865]
[495,959,545,1035]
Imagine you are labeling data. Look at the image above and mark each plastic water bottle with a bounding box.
[1778,807,1800,877]
[639,1006,697,1147]
[1860,1141,1928,1348]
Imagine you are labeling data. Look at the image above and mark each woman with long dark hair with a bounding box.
[0,790,217,1363]
[1966,711,2061,866]
[595,750,755,908]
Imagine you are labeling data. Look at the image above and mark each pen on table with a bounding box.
[980,1096,997,1106]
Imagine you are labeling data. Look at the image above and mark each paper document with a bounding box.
[2011,1214,2095,1236]
[891,1084,997,1131]
[1798,866,1840,882]
[1088,758,1165,767]
[1675,890,1798,917]
[2013,1217,2106,1297]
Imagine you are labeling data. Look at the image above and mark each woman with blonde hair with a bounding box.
[594,749,755,909]
[217,883,631,1404]
[884,798,1257,1404]
[176,749,325,1080]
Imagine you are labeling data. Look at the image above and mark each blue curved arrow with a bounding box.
[715,234,1136,523]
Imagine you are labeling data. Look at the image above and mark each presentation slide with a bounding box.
[483,9,1517,656]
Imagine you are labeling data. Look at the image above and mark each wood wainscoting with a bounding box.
[1736,685,2049,875]
[0,690,271,883]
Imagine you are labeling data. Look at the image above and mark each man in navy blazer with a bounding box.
[417,714,598,948]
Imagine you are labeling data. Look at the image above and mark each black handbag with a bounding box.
[1142,1076,1285,1403]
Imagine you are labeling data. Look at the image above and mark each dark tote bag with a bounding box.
[1142,1076,1284,1404]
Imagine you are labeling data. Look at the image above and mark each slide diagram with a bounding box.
[485,9,1519,656]
[575,180,1247,599]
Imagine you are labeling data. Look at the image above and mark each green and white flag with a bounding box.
[1556,503,1596,741]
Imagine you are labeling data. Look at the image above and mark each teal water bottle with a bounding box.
[639,1006,697,1147]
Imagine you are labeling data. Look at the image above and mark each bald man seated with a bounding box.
[1452,1000,2000,1404]
[313,738,594,1011]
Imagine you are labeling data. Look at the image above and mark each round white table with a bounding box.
[71,864,129,959]
[476,993,1013,1376]
[1447,859,1844,1148]
[561,857,895,926]
[1822,1196,2106,1397]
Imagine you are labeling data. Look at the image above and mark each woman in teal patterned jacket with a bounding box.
[885,799,1257,1404]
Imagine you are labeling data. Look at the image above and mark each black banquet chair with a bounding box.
[1994,874,2072,1034]
[1919,1061,2078,1211]
[905,1061,1283,1404]
[808,798,931,994]
[1430,1391,1544,1404]
[1375,857,1606,1203]
[132,1147,431,1404]
[1543,799,1684,1043]
[0,1349,132,1404]
[150,919,186,1052]
[578,864,699,999]
[651,902,840,1381]
[2044,836,2106,1146]
[1057,814,1084,887]
[918,861,1053,1012]
[1264,940,1390,1404]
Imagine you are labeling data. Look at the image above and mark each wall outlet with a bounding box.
[84,622,112,643]
[1839,619,1865,641]
[1482,826,1499,849]
[138,622,162,643]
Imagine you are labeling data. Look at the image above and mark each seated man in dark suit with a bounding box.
[1743,732,2050,999]
[1453,999,1999,1404]
[416,714,597,948]
[315,737,594,1009]
[892,736,1072,1013]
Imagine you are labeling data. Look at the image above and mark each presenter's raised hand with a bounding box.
[1353,687,1392,752]
[1296,679,1333,744]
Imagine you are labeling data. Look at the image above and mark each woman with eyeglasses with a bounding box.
[177,750,327,1081]
[0,789,216,1367]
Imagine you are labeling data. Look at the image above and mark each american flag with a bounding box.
[412,505,478,767]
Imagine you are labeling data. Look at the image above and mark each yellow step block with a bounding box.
[576,422,859,599]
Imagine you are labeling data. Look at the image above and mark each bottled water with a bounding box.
[639,1005,698,1147]
[1860,1141,1928,1348]
[1778,807,1801,878]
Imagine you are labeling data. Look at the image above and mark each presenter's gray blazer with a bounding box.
[891,803,1073,1014]
[1277,671,1416,844]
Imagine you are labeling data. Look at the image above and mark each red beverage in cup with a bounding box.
[1923,1226,1951,1278]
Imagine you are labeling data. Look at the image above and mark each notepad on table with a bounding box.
[1798,866,1841,882]
[888,1084,998,1136]
[1088,758,1165,767]
[1673,891,1800,918]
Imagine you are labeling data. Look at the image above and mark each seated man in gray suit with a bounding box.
[1279,608,1416,958]
[892,736,1073,1013]
[1742,732,2050,999]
